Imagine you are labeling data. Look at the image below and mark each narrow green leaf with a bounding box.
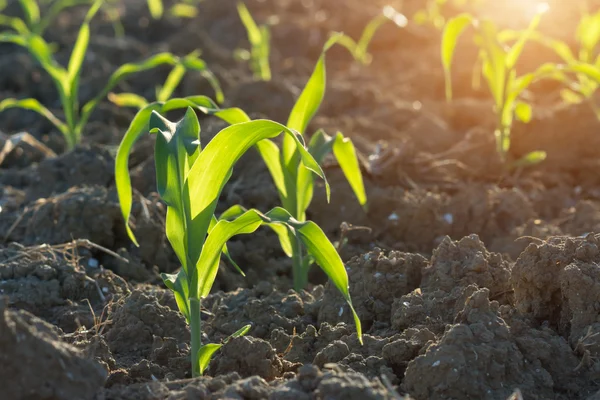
[237,2,261,46]
[196,344,221,375]
[286,45,326,135]
[18,0,40,26]
[147,0,164,19]
[441,14,473,101]
[108,92,149,108]
[514,102,532,123]
[197,324,251,374]
[258,25,271,81]
[505,10,543,70]
[36,0,93,35]
[115,103,163,245]
[332,132,367,209]
[80,52,182,132]
[0,15,29,35]
[510,150,547,169]
[292,219,363,344]
[560,88,584,104]
[0,98,69,138]
[157,63,186,102]
[162,271,190,320]
[569,63,600,83]
[169,3,198,18]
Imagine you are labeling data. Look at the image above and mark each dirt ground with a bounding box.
[1,0,600,399]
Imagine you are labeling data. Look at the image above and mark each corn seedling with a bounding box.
[115,99,362,376]
[335,6,407,65]
[513,9,600,117]
[235,2,271,81]
[442,9,553,167]
[0,0,90,36]
[0,0,220,150]
[108,50,224,109]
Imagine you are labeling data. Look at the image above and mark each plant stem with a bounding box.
[291,235,307,291]
[190,297,202,377]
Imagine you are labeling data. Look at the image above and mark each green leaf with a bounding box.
[36,0,93,35]
[196,324,251,375]
[332,132,367,209]
[18,0,40,27]
[257,24,271,81]
[290,217,362,344]
[181,53,225,104]
[510,150,547,169]
[569,63,600,83]
[161,271,190,320]
[441,13,473,101]
[108,92,149,108]
[0,98,69,140]
[116,103,163,245]
[196,344,221,375]
[505,10,543,70]
[0,15,29,35]
[169,3,198,18]
[480,21,507,109]
[147,0,163,19]
[237,2,261,46]
[514,102,532,123]
[79,53,181,130]
[157,63,186,102]
[286,43,327,135]
[560,88,584,104]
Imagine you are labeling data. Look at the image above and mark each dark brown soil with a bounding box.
[2,0,600,399]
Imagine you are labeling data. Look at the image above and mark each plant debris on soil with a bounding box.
[1,0,600,399]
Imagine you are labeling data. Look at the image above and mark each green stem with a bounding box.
[190,297,202,377]
[291,235,307,291]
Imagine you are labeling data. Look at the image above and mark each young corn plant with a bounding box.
[522,9,600,117]
[115,102,362,376]
[108,50,224,109]
[442,9,552,168]
[197,35,368,290]
[0,0,78,36]
[335,6,408,65]
[235,2,271,81]
[0,0,220,150]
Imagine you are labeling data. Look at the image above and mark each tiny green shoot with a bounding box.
[336,6,408,65]
[0,0,220,151]
[442,8,552,167]
[235,2,271,81]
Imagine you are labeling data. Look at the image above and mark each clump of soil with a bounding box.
[0,298,107,399]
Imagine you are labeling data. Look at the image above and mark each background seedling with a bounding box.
[115,103,362,376]
[519,8,600,117]
[0,0,220,151]
[442,7,553,168]
[235,2,271,81]
[108,50,223,109]
[335,6,408,65]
